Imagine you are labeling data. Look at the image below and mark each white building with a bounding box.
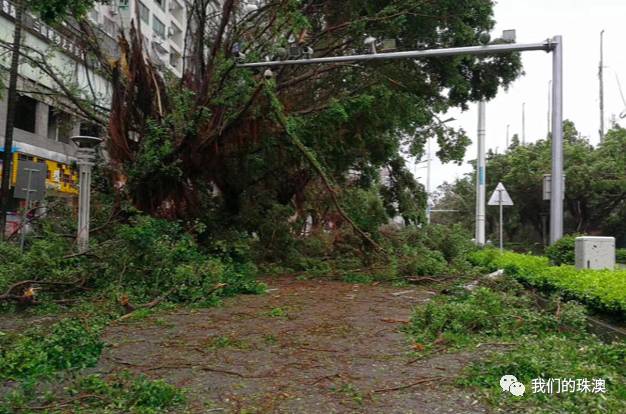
[0,0,112,206]
[90,0,187,76]
[0,0,189,213]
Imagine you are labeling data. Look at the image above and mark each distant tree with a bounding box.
[433,122,626,247]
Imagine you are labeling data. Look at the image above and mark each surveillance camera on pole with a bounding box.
[302,46,314,59]
[364,36,377,54]
[243,2,258,14]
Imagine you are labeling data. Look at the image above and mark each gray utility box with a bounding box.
[575,237,615,270]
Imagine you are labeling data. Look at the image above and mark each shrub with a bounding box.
[617,248,626,264]
[91,216,265,303]
[407,287,569,349]
[400,245,448,276]
[471,250,626,316]
[545,234,578,265]
[0,318,104,381]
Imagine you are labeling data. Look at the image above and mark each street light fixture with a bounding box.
[71,135,103,253]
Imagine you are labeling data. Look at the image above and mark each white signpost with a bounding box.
[488,182,514,251]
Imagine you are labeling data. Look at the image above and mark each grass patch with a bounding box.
[265,307,288,318]
[206,335,250,350]
[406,277,626,413]
[1,371,186,413]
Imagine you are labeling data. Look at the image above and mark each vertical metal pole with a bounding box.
[599,30,605,142]
[475,101,486,246]
[19,168,33,251]
[522,102,526,144]
[550,36,564,244]
[548,80,552,136]
[426,137,432,225]
[0,0,24,239]
[76,149,94,253]
[499,190,503,252]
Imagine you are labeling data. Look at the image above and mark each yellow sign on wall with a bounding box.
[2,153,79,195]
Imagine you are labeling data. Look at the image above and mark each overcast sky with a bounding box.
[417,0,626,193]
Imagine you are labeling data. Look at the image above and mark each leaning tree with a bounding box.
[13,0,523,238]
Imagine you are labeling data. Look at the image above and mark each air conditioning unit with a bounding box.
[151,36,168,54]
[167,27,175,37]
[149,47,166,67]
[168,1,178,12]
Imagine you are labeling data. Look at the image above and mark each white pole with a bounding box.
[76,152,93,253]
[522,102,526,145]
[475,101,486,246]
[550,36,564,244]
[426,137,432,224]
[548,80,552,136]
[499,190,504,251]
[19,168,35,251]
[599,30,605,142]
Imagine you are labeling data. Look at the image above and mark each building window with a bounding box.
[139,1,150,24]
[103,16,117,36]
[89,9,99,23]
[79,122,102,138]
[47,108,73,144]
[152,16,165,39]
[169,51,181,70]
[14,95,37,133]
[154,0,166,10]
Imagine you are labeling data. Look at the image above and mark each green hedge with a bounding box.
[470,250,626,316]
[617,248,626,264]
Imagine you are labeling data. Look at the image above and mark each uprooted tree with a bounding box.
[3,0,523,242]
[101,0,521,230]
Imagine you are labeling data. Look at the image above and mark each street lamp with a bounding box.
[71,135,103,253]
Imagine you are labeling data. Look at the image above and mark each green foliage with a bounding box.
[462,336,626,413]
[545,234,579,265]
[406,287,574,350]
[400,244,448,276]
[0,318,103,381]
[470,250,626,315]
[0,235,80,301]
[394,224,477,277]
[76,372,185,412]
[407,280,625,412]
[27,0,94,23]
[1,371,186,414]
[92,216,265,304]
[206,335,249,350]
[266,307,288,318]
[617,248,626,264]
[435,123,626,247]
[341,188,389,235]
